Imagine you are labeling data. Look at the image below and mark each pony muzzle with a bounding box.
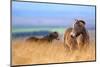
[70,32,76,38]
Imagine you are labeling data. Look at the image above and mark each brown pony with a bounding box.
[64,19,89,51]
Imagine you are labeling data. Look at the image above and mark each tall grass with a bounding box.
[12,30,95,65]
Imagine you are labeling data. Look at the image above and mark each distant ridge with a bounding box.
[12,31,51,38]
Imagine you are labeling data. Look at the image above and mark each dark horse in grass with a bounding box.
[64,19,89,51]
[27,32,59,43]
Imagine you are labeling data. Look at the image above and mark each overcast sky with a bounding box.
[12,1,95,28]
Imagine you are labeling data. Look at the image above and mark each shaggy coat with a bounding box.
[64,19,89,51]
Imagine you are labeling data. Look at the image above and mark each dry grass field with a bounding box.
[12,30,96,66]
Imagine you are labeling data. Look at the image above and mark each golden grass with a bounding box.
[12,38,95,66]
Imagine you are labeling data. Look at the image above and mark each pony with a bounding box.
[26,32,59,43]
[64,19,89,51]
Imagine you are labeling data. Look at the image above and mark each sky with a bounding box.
[12,1,96,28]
